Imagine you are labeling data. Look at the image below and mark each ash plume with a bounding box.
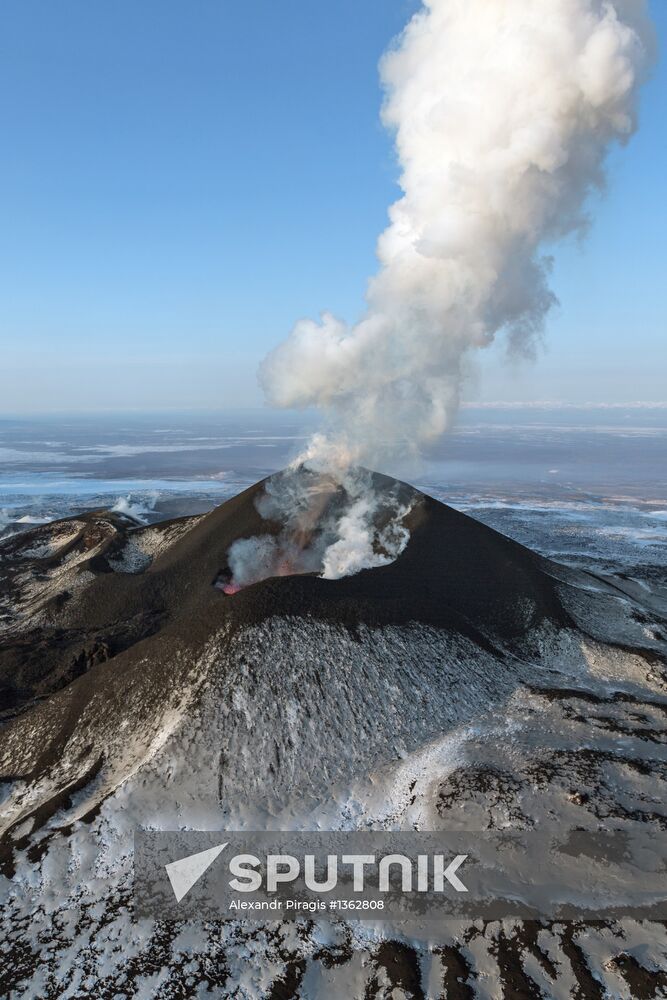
[234,0,653,588]
[220,467,413,589]
[261,0,653,468]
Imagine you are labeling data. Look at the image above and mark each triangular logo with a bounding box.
[165,842,228,902]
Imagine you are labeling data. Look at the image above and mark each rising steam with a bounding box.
[262,0,652,466]
[218,468,414,591]
[226,0,653,590]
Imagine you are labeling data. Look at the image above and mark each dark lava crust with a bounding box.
[0,471,579,715]
[0,471,666,998]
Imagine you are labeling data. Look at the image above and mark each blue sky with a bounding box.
[0,0,665,412]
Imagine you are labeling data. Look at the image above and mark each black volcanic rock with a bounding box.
[0,471,571,713]
[0,471,666,997]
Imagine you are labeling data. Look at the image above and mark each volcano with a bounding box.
[1,471,666,998]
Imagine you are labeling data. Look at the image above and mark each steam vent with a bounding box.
[1,470,666,995]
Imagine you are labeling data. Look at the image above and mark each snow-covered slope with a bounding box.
[0,472,666,997]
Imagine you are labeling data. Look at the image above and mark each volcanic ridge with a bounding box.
[0,470,666,998]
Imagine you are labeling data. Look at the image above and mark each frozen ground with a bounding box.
[0,410,665,997]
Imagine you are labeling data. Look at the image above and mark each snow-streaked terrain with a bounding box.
[0,471,666,997]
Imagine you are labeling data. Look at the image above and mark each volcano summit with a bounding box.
[0,471,666,997]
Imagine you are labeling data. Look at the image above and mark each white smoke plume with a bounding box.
[220,467,413,590]
[261,0,653,468]
[225,0,653,590]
